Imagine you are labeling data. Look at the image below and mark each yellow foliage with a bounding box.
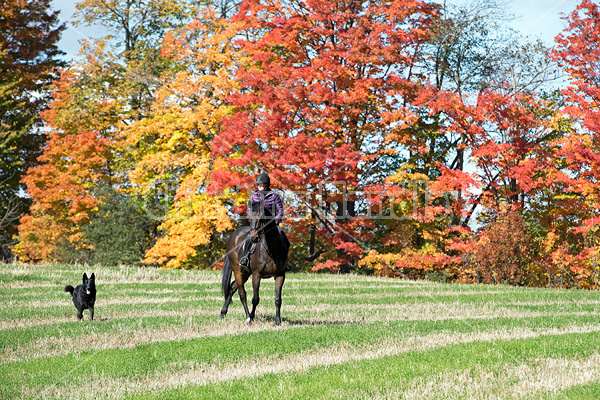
[143,194,233,268]
[386,164,429,184]
[119,11,244,268]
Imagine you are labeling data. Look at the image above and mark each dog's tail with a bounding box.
[64,285,75,295]
[221,255,232,299]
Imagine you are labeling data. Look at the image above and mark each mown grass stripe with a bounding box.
[27,327,600,400]
[8,290,598,330]
[3,300,598,364]
[4,295,598,331]
[399,354,600,400]
[119,330,600,400]
[0,295,223,314]
[3,314,600,393]
[2,263,599,399]
[548,381,600,399]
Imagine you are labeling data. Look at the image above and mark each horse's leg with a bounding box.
[234,270,252,323]
[274,274,285,326]
[220,281,238,319]
[249,273,261,321]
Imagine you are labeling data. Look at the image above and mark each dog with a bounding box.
[64,273,96,320]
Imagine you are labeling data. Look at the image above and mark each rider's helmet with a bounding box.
[255,173,271,188]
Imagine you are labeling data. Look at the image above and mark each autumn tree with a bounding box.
[359,0,569,279]
[73,0,207,116]
[0,0,65,259]
[14,66,116,262]
[546,0,600,288]
[473,209,537,285]
[15,0,201,262]
[210,0,437,271]
[125,11,240,268]
[412,0,561,219]
[552,0,600,224]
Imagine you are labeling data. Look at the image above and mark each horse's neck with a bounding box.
[262,223,281,252]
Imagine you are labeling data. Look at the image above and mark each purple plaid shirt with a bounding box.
[249,190,284,224]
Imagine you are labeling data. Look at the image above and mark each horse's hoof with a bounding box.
[275,318,281,326]
[246,317,252,324]
[220,313,226,320]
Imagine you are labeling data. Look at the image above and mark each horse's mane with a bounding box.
[250,200,273,216]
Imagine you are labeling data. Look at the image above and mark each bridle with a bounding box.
[248,200,278,260]
[249,191,271,239]
[249,206,272,240]
[250,224,267,241]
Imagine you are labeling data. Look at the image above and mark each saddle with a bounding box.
[241,229,289,271]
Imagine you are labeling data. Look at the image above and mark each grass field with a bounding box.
[1,263,600,399]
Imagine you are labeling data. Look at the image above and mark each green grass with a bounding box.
[1,263,599,399]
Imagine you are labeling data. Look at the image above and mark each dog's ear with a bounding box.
[90,273,95,281]
[83,273,88,282]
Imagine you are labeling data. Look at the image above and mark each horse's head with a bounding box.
[248,200,274,237]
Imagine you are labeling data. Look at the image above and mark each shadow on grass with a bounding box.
[261,315,366,327]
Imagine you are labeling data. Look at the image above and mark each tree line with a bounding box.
[3,0,600,289]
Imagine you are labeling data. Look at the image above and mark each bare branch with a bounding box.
[0,196,22,231]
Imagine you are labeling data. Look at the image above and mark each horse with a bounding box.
[220,199,289,325]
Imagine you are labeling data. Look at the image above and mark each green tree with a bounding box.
[0,0,65,259]
[83,188,155,266]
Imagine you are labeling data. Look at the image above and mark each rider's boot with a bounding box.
[239,236,252,270]
[239,255,250,269]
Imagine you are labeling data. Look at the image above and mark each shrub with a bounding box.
[473,210,541,285]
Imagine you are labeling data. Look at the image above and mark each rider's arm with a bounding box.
[274,193,284,224]
[249,190,261,203]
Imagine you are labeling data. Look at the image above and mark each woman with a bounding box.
[239,173,290,269]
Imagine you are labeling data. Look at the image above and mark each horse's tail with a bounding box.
[221,254,232,299]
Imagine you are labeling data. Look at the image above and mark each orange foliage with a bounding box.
[15,67,115,262]
[358,246,459,279]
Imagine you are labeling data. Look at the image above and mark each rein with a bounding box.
[250,190,271,239]
[250,217,267,240]
[248,190,282,261]
[250,216,277,241]
[250,220,277,260]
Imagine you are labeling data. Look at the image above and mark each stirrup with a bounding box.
[239,256,250,269]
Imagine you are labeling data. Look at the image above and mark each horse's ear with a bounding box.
[90,273,95,281]
[83,273,88,281]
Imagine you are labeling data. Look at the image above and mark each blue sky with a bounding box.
[507,0,579,41]
[53,0,580,59]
